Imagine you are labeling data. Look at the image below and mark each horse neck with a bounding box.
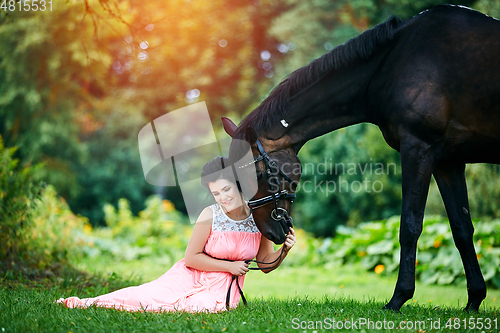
[265,57,383,153]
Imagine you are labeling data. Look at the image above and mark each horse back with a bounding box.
[371,5,500,164]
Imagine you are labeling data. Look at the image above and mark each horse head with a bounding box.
[222,117,301,244]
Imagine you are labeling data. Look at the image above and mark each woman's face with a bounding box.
[208,178,243,211]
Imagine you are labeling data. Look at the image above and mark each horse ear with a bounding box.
[221,117,237,138]
[245,127,258,144]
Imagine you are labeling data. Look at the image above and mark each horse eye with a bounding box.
[257,172,263,180]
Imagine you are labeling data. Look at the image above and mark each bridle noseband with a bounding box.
[238,139,297,235]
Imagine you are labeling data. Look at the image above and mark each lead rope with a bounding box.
[203,246,287,309]
[226,275,247,308]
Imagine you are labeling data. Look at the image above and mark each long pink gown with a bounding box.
[57,203,261,312]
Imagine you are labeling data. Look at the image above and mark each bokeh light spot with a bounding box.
[277,43,288,53]
[186,89,200,99]
[185,89,201,103]
[260,50,271,61]
[138,51,149,61]
[145,23,154,31]
[324,42,334,51]
[218,39,228,47]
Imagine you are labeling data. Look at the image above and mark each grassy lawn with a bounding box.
[2,256,499,332]
[1,282,499,333]
[72,255,500,309]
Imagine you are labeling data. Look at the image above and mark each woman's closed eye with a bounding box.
[212,186,232,196]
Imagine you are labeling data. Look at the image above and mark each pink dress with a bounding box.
[57,203,261,312]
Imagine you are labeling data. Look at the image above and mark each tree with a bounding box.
[1,0,290,224]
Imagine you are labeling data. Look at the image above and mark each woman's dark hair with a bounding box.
[200,156,242,192]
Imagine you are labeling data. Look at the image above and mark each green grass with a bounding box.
[1,284,499,333]
[72,255,500,309]
[2,257,500,332]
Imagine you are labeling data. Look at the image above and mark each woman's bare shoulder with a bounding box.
[195,206,214,226]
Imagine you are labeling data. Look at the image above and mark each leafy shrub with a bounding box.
[292,216,500,288]
[76,196,192,265]
[24,185,90,269]
[0,135,42,268]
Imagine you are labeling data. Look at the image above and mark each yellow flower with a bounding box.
[433,239,441,248]
[477,254,482,260]
[162,200,175,212]
[374,264,385,274]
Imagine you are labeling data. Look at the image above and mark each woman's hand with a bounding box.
[228,261,249,276]
[283,227,296,253]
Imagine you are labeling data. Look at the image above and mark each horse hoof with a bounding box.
[383,304,401,313]
[463,303,480,312]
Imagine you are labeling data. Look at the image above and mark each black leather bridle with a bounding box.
[238,139,297,235]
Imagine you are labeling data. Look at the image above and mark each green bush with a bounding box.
[76,196,192,265]
[306,216,500,288]
[0,135,42,267]
[0,134,98,278]
[25,185,90,269]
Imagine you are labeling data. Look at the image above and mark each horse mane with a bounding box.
[236,15,403,136]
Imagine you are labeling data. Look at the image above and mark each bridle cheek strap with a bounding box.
[244,139,297,235]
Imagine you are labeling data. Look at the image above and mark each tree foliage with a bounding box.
[1,0,499,235]
[0,0,287,224]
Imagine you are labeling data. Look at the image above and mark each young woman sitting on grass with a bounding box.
[57,156,296,312]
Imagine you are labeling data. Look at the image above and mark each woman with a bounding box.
[57,156,296,312]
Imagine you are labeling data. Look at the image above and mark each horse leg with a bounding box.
[384,141,435,311]
[433,163,486,311]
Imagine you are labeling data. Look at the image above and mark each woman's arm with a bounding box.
[255,227,296,274]
[184,207,249,276]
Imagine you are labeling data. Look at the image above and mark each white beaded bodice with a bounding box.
[210,203,260,233]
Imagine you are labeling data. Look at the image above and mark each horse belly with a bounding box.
[442,138,500,164]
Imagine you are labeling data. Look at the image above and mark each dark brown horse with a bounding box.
[223,5,500,312]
